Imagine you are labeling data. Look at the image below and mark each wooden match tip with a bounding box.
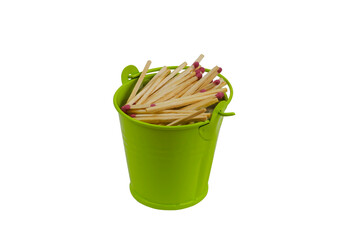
[213,79,221,85]
[150,103,156,107]
[215,92,224,99]
[195,68,205,74]
[196,72,203,79]
[217,67,222,73]
[121,104,131,112]
[200,89,206,93]
[193,62,199,68]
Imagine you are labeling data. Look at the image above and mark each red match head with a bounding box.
[121,104,131,113]
[193,62,199,68]
[215,92,224,100]
[200,67,205,73]
[196,72,203,79]
[130,114,136,118]
[217,67,222,73]
[200,89,206,93]
[213,79,221,85]
[150,103,156,107]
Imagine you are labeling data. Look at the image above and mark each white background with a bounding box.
[0,0,361,239]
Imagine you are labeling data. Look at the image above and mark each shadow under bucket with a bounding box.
[113,65,234,210]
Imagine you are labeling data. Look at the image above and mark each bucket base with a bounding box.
[129,184,208,210]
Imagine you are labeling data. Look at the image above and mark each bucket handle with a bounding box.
[218,111,235,117]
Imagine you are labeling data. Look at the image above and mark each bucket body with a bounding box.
[114,65,234,210]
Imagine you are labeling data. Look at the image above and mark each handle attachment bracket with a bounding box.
[121,65,139,85]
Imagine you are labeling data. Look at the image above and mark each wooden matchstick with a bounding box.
[126,109,148,114]
[197,66,222,91]
[144,69,195,103]
[176,82,195,98]
[183,66,219,96]
[133,112,209,124]
[127,66,168,105]
[162,110,200,114]
[181,97,219,110]
[127,60,151,103]
[133,85,221,110]
[158,87,227,107]
[213,80,227,89]
[133,113,195,118]
[135,116,207,124]
[157,75,199,102]
[148,72,201,103]
[186,86,227,98]
[158,66,193,90]
[145,88,227,113]
[145,95,213,113]
[132,112,210,118]
[152,89,220,106]
[158,70,199,96]
[167,108,207,126]
[137,68,170,104]
[128,109,199,114]
[195,54,204,63]
[167,71,196,87]
[143,62,187,101]
[162,55,203,88]
[198,79,221,93]
[190,54,204,70]
[195,67,205,74]
[129,103,153,109]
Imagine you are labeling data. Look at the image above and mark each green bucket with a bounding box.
[113,65,235,210]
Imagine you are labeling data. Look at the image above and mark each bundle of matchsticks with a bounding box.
[121,54,228,126]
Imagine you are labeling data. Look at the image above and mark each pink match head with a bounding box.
[200,89,206,93]
[196,72,203,79]
[213,79,221,85]
[215,92,224,100]
[200,67,205,73]
[121,104,131,113]
[193,62,199,68]
[150,103,156,107]
[130,114,136,118]
[217,67,222,73]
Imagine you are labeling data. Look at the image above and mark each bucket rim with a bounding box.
[113,65,233,130]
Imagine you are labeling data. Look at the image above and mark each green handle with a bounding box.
[219,111,235,116]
